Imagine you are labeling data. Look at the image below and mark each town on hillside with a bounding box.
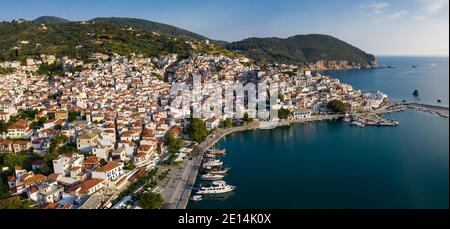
[0,48,388,209]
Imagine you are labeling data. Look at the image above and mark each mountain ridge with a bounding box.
[2,16,376,69]
[225,34,376,68]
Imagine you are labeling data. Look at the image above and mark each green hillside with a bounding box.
[90,17,208,41]
[225,34,376,67]
[0,21,192,61]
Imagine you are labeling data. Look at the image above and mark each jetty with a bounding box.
[405,103,449,118]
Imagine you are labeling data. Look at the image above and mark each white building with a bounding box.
[92,162,124,182]
[293,111,312,119]
[52,154,84,176]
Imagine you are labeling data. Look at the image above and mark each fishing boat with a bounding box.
[196,181,235,195]
[201,173,225,181]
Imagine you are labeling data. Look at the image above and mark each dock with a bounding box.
[352,114,399,127]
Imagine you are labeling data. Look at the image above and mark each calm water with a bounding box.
[189,57,449,209]
[325,56,449,106]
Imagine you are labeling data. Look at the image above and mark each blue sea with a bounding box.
[189,56,449,209]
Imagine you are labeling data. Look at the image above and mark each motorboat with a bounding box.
[205,167,230,175]
[196,181,235,195]
[201,173,225,181]
[207,149,226,155]
[203,159,223,168]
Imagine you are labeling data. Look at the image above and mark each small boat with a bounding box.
[437,99,442,103]
[412,65,418,68]
[196,181,236,195]
[201,173,225,181]
[190,195,202,201]
[351,121,365,127]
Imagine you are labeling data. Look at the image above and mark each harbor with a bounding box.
[189,109,449,209]
[162,102,449,209]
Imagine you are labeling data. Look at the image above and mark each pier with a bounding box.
[405,103,449,118]
[352,114,399,126]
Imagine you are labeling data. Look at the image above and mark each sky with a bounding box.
[0,0,448,56]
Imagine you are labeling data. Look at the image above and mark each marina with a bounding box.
[189,109,449,209]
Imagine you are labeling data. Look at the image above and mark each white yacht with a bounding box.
[203,159,223,168]
[201,173,225,181]
[205,153,217,159]
[196,181,236,195]
[206,167,230,175]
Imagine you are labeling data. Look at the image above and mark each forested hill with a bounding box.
[0,20,193,61]
[90,17,209,41]
[225,34,376,68]
[1,17,376,69]
[33,16,71,24]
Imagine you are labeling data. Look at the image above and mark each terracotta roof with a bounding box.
[135,152,146,158]
[47,173,60,181]
[8,120,28,129]
[24,174,47,186]
[95,162,120,172]
[43,203,58,209]
[83,156,100,165]
[29,186,39,193]
[138,145,151,152]
[79,178,104,194]
[0,139,13,145]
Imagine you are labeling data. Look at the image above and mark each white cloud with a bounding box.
[359,1,408,21]
[359,2,390,13]
[420,0,449,15]
[376,10,409,21]
[413,15,429,20]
